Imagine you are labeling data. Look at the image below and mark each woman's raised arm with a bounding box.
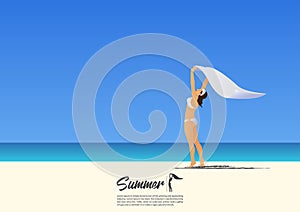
[201,78,209,90]
[190,66,197,93]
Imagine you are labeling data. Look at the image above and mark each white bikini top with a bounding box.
[187,97,197,109]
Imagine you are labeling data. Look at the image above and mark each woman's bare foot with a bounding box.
[200,159,205,167]
[189,161,196,167]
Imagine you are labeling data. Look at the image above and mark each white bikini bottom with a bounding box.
[184,118,198,125]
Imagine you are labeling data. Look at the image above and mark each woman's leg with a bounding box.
[184,122,196,167]
[193,125,205,166]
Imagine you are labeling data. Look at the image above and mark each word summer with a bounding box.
[116,176,165,191]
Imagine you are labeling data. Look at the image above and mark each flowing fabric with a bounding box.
[196,66,265,99]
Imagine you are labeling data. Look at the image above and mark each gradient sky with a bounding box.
[0,0,299,143]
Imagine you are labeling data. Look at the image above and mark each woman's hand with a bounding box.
[191,66,197,72]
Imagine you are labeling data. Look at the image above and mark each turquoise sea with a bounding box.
[0,143,299,161]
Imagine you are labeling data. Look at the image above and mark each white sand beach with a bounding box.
[0,162,299,212]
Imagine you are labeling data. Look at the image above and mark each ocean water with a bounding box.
[0,143,299,161]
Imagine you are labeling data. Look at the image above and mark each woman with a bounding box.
[184,66,208,167]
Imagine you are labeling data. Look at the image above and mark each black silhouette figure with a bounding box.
[168,173,183,192]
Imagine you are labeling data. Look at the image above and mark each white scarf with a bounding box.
[196,66,265,99]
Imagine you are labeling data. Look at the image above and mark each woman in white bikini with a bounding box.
[184,66,208,167]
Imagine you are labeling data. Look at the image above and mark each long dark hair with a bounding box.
[197,92,208,107]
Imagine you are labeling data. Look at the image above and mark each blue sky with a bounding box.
[0,0,299,143]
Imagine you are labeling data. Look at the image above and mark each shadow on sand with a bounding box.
[175,165,269,170]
